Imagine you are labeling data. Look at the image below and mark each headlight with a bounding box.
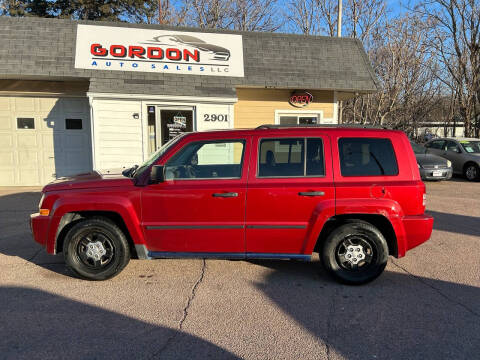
[447,160,452,167]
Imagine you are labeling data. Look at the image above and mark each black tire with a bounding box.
[321,221,388,285]
[464,163,479,181]
[63,217,130,280]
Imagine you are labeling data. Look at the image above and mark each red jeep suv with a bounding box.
[31,125,433,284]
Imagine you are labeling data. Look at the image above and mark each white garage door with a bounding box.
[0,96,92,186]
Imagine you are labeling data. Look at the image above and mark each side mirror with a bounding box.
[150,165,165,184]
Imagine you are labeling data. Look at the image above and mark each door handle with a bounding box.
[298,191,325,196]
[212,192,238,198]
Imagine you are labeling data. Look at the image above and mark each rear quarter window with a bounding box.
[339,138,399,176]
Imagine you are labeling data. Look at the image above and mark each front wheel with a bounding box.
[321,222,388,285]
[63,217,130,280]
[464,163,479,181]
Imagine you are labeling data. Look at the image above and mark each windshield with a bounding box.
[410,141,426,155]
[133,134,186,178]
[459,140,480,153]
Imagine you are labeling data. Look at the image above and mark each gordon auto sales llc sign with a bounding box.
[75,25,244,77]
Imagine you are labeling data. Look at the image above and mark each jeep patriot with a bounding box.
[31,125,434,284]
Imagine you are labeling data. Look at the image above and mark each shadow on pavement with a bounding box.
[0,286,239,360]
[251,259,480,360]
[428,210,480,237]
[0,191,67,276]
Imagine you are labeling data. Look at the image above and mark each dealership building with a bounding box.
[0,17,377,186]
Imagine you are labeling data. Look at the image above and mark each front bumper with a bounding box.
[30,213,49,247]
[420,167,453,180]
[402,214,434,252]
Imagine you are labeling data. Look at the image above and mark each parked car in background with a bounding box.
[31,125,434,285]
[410,141,452,181]
[425,138,480,181]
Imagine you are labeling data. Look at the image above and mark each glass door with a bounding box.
[146,105,195,155]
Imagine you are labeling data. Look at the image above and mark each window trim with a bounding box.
[256,137,326,179]
[164,138,246,181]
[338,137,399,177]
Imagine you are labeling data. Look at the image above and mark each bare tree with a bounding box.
[186,0,235,29]
[343,14,441,137]
[418,0,480,137]
[230,0,281,32]
[285,0,337,35]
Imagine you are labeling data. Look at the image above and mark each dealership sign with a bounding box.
[75,25,244,77]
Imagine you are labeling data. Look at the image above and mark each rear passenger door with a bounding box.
[245,134,334,255]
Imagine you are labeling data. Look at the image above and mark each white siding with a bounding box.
[92,99,144,171]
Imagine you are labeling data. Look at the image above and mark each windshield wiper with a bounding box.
[122,165,138,178]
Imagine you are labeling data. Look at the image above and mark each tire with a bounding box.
[464,163,479,181]
[63,217,130,280]
[321,221,388,285]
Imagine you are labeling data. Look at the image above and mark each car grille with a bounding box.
[422,164,447,169]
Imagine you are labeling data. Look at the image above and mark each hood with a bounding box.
[43,170,134,192]
[415,153,449,166]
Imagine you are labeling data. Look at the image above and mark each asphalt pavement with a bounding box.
[0,179,479,360]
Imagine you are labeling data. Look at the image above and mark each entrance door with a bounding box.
[147,105,195,155]
[159,108,193,146]
[141,135,250,254]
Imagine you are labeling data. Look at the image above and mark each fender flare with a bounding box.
[302,198,407,257]
[46,195,146,254]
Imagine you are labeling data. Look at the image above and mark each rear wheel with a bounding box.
[321,222,388,285]
[464,163,479,181]
[63,217,130,280]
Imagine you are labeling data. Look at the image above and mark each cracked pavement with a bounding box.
[0,179,479,359]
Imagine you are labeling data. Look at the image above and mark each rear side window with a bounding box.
[339,138,398,176]
[258,138,325,177]
[426,140,445,150]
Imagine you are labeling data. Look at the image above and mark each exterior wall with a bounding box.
[234,89,336,128]
[91,98,144,171]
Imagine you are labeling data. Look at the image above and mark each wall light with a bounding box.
[132,113,139,119]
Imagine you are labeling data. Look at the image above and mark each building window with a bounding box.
[17,118,35,129]
[278,114,320,125]
[65,118,83,130]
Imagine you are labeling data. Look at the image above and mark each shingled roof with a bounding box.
[0,17,378,97]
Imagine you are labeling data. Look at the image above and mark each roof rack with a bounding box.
[255,124,388,130]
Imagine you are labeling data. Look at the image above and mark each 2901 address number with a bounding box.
[204,114,228,122]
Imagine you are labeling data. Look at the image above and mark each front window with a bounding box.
[459,140,480,153]
[133,134,186,178]
[165,140,245,180]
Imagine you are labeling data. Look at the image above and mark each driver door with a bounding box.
[141,136,250,255]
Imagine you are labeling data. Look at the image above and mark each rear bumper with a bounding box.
[402,214,434,252]
[30,213,49,247]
